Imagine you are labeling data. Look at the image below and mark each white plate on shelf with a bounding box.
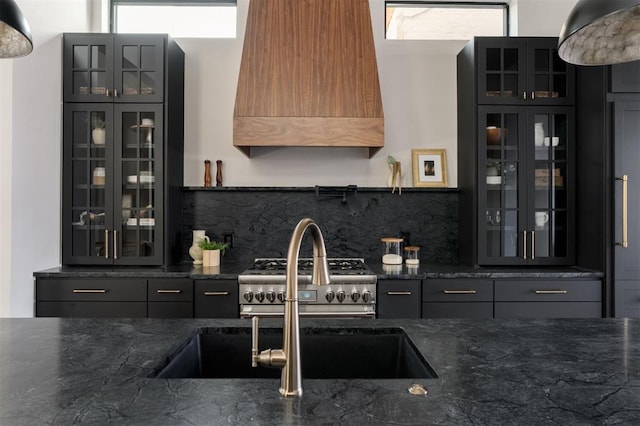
[486,176,502,185]
[127,218,155,226]
[127,175,155,184]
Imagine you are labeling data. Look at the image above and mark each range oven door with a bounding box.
[240,304,375,318]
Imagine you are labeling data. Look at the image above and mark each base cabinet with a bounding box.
[422,279,493,319]
[194,280,239,318]
[377,280,421,319]
[147,278,193,318]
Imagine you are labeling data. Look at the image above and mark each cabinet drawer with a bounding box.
[36,278,147,302]
[495,280,601,302]
[148,279,193,302]
[194,280,239,318]
[422,302,493,319]
[377,280,421,319]
[423,279,493,302]
[495,302,602,318]
[36,301,147,318]
[148,302,193,318]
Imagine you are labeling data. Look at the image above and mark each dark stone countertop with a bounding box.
[0,317,637,425]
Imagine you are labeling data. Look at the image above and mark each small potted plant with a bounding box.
[198,239,230,267]
[91,115,106,145]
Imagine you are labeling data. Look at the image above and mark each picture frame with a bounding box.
[412,149,448,187]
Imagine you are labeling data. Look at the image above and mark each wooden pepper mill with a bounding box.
[216,160,223,187]
[204,160,212,187]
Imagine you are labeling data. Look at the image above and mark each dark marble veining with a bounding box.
[1,317,638,425]
[182,187,459,264]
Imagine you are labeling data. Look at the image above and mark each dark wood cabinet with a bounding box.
[62,33,184,266]
[610,61,640,93]
[422,279,493,319]
[494,279,602,318]
[36,278,147,318]
[148,278,193,318]
[194,280,239,318]
[377,280,421,319]
[459,37,576,266]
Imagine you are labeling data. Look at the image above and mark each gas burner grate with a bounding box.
[251,258,367,272]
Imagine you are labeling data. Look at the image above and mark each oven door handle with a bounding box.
[241,311,376,319]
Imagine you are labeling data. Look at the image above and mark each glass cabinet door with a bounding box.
[478,107,527,264]
[63,35,113,103]
[528,40,575,105]
[114,36,164,103]
[63,104,114,264]
[477,39,527,105]
[114,105,163,265]
[528,108,574,263]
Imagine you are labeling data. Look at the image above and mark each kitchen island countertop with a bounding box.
[0,317,637,425]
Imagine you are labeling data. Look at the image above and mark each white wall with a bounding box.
[2,0,579,317]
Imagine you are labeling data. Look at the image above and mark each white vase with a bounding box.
[92,128,105,145]
[534,122,545,147]
[202,249,220,267]
[188,230,209,265]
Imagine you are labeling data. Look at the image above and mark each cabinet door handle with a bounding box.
[616,175,629,248]
[157,289,182,294]
[522,91,527,100]
[73,289,107,294]
[523,231,527,260]
[104,230,110,260]
[114,89,119,97]
[534,290,568,295]
[443,290,477,294]
[386,291,412,296]
[105,88,110,97]
[204,291,229,296]
[531,91,535,100]
[113,230,118,260]
[531,230,535,260]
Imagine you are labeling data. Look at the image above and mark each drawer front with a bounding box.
[495,302,602,318]
[194,280,239,318]
[148,302,194,318]
[422,302,493,319]
[423,279,493,302]
[36,278,147,302]
[36,301,147,318]
[495,280,602,302]
[148,279,193,302]
[377,280,421,319]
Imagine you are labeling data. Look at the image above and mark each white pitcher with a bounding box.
[534,122,545,147]
[188,230,209,265]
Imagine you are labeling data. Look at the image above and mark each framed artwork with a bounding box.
[412,149,448,187]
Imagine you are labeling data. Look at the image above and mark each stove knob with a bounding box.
[362,290,372,303]
[351,290,361,303]
[325,290,335,303]
[277,291,285,303]
[336,290,346,303]
[243,291,254,303]
[255,291,265,303]
[266,290,276,303]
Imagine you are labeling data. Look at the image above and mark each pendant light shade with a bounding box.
[0,0,32,58]
[558,0,640,65]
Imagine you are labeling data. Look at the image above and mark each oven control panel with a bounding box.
[239,284,376,305]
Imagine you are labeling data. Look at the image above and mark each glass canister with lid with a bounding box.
[404,246,420,266]
[381,237,403,264]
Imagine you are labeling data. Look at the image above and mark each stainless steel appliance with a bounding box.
[239,258,376,318]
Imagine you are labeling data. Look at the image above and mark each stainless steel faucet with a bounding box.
[251,218,331,397]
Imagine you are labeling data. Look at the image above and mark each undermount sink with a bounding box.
[153,327,437,380]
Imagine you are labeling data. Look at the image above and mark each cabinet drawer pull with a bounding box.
[534,290,568,295]
[73,289,107,294]
[204,291,229,296]
[157,289,182,294]
[386,291,412,296]
[443,290,477,295]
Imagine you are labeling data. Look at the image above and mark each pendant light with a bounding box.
[558,0,640,65]
[0,0,32,58]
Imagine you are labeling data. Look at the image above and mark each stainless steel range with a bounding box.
[238,258,377,318]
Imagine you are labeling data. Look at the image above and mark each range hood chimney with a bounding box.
[233,0,384,158]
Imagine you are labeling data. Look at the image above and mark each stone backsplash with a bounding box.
[182,187,459,264]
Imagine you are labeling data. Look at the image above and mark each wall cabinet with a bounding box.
[62,33,184,266]
[422,279,493,319]
[494,279,602,318]
[610,61,640,93]
[459,37,576,266]
[194,280,239,318]
[36,278,147,318]
[377,280,421,319]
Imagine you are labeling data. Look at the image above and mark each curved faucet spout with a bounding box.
[281,218,331,397]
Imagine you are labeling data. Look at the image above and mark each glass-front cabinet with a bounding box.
[476,37,575,106]
[63,34,165,103]
[63,104,163,265]
[478,106,574,265]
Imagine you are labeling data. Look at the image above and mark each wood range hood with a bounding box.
[233,0,384,158]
